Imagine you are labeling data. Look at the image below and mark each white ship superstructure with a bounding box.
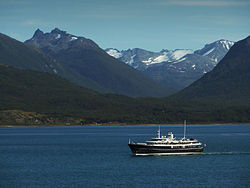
[128,121,205,156]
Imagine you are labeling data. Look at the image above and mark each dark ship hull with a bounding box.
[128,143,204,156]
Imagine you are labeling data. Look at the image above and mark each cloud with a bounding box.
[22,19,50,26]
[156,0,250,7]
[23,20,40,26]
[187,15,250,26]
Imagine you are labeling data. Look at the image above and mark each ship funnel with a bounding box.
[168,132,173,140]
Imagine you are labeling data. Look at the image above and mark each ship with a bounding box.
[128,121,205,156]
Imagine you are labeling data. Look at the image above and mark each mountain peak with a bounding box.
[217,39,234,50]
[25,28,103,56]
[51,28,66,35]
[23,29,173,97]
[194,39,234,61]
[175,36,250,104]
[33,29,44,37]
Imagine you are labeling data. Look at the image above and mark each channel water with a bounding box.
[0,124,249,187]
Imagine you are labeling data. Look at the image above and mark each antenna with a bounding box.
[184,120,186,139]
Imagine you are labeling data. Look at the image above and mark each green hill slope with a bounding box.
[175,36,250,105]
[0,63,140,123]
[0,33,109,92]
[0,33,58,71]
[0,63,249,124]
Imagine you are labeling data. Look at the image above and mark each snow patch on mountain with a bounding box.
[70,36,78,41]
[127,54,136,65]
[55,34,61,39]
[171,50,193,60]
[106,49,122,58]
[220,40,234,50]
[202,47,215,56]
[141,50,193,65]
[153,52,170,63]
[172,57,187,64]
[142,52,169,65]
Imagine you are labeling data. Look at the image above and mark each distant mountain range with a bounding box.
[106,40,234,90]
[23,28,174,97]
[175,36,250,105]
[0,29,249,124]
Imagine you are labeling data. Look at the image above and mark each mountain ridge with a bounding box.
[0,29,175,97]
[174,36,250,105]
[1,34,250,124]
[105,39,234,90]
[0,32,106,92]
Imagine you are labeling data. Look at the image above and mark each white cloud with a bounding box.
[187,15,250,26]
[21,19,50,26]
[23,20,40,26]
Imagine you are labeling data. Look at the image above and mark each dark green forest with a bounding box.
[0,34,250,125]
[0,64,249,125]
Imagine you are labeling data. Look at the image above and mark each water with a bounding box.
[0,124,249,187]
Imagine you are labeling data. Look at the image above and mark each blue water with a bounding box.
[0,124,249,187]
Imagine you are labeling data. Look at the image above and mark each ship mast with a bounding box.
[157,125,161,138]
[183,120,186,139]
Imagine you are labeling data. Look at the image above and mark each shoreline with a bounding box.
[0,122,250,127]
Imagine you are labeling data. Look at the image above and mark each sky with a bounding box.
[1,0,250,51]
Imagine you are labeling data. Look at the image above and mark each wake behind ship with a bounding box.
[128,122,205,156]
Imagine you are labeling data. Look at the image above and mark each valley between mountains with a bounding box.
[0,28,249,125]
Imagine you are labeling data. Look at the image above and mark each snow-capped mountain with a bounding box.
[106,48,193,67]
[176,36,250,105]
[105,39,234,90]
[141,49,194,65]
[106,48,162,70]
[195,39,234,64]
[106,48,122,58]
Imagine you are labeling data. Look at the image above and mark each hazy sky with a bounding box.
[1,0,250,51]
